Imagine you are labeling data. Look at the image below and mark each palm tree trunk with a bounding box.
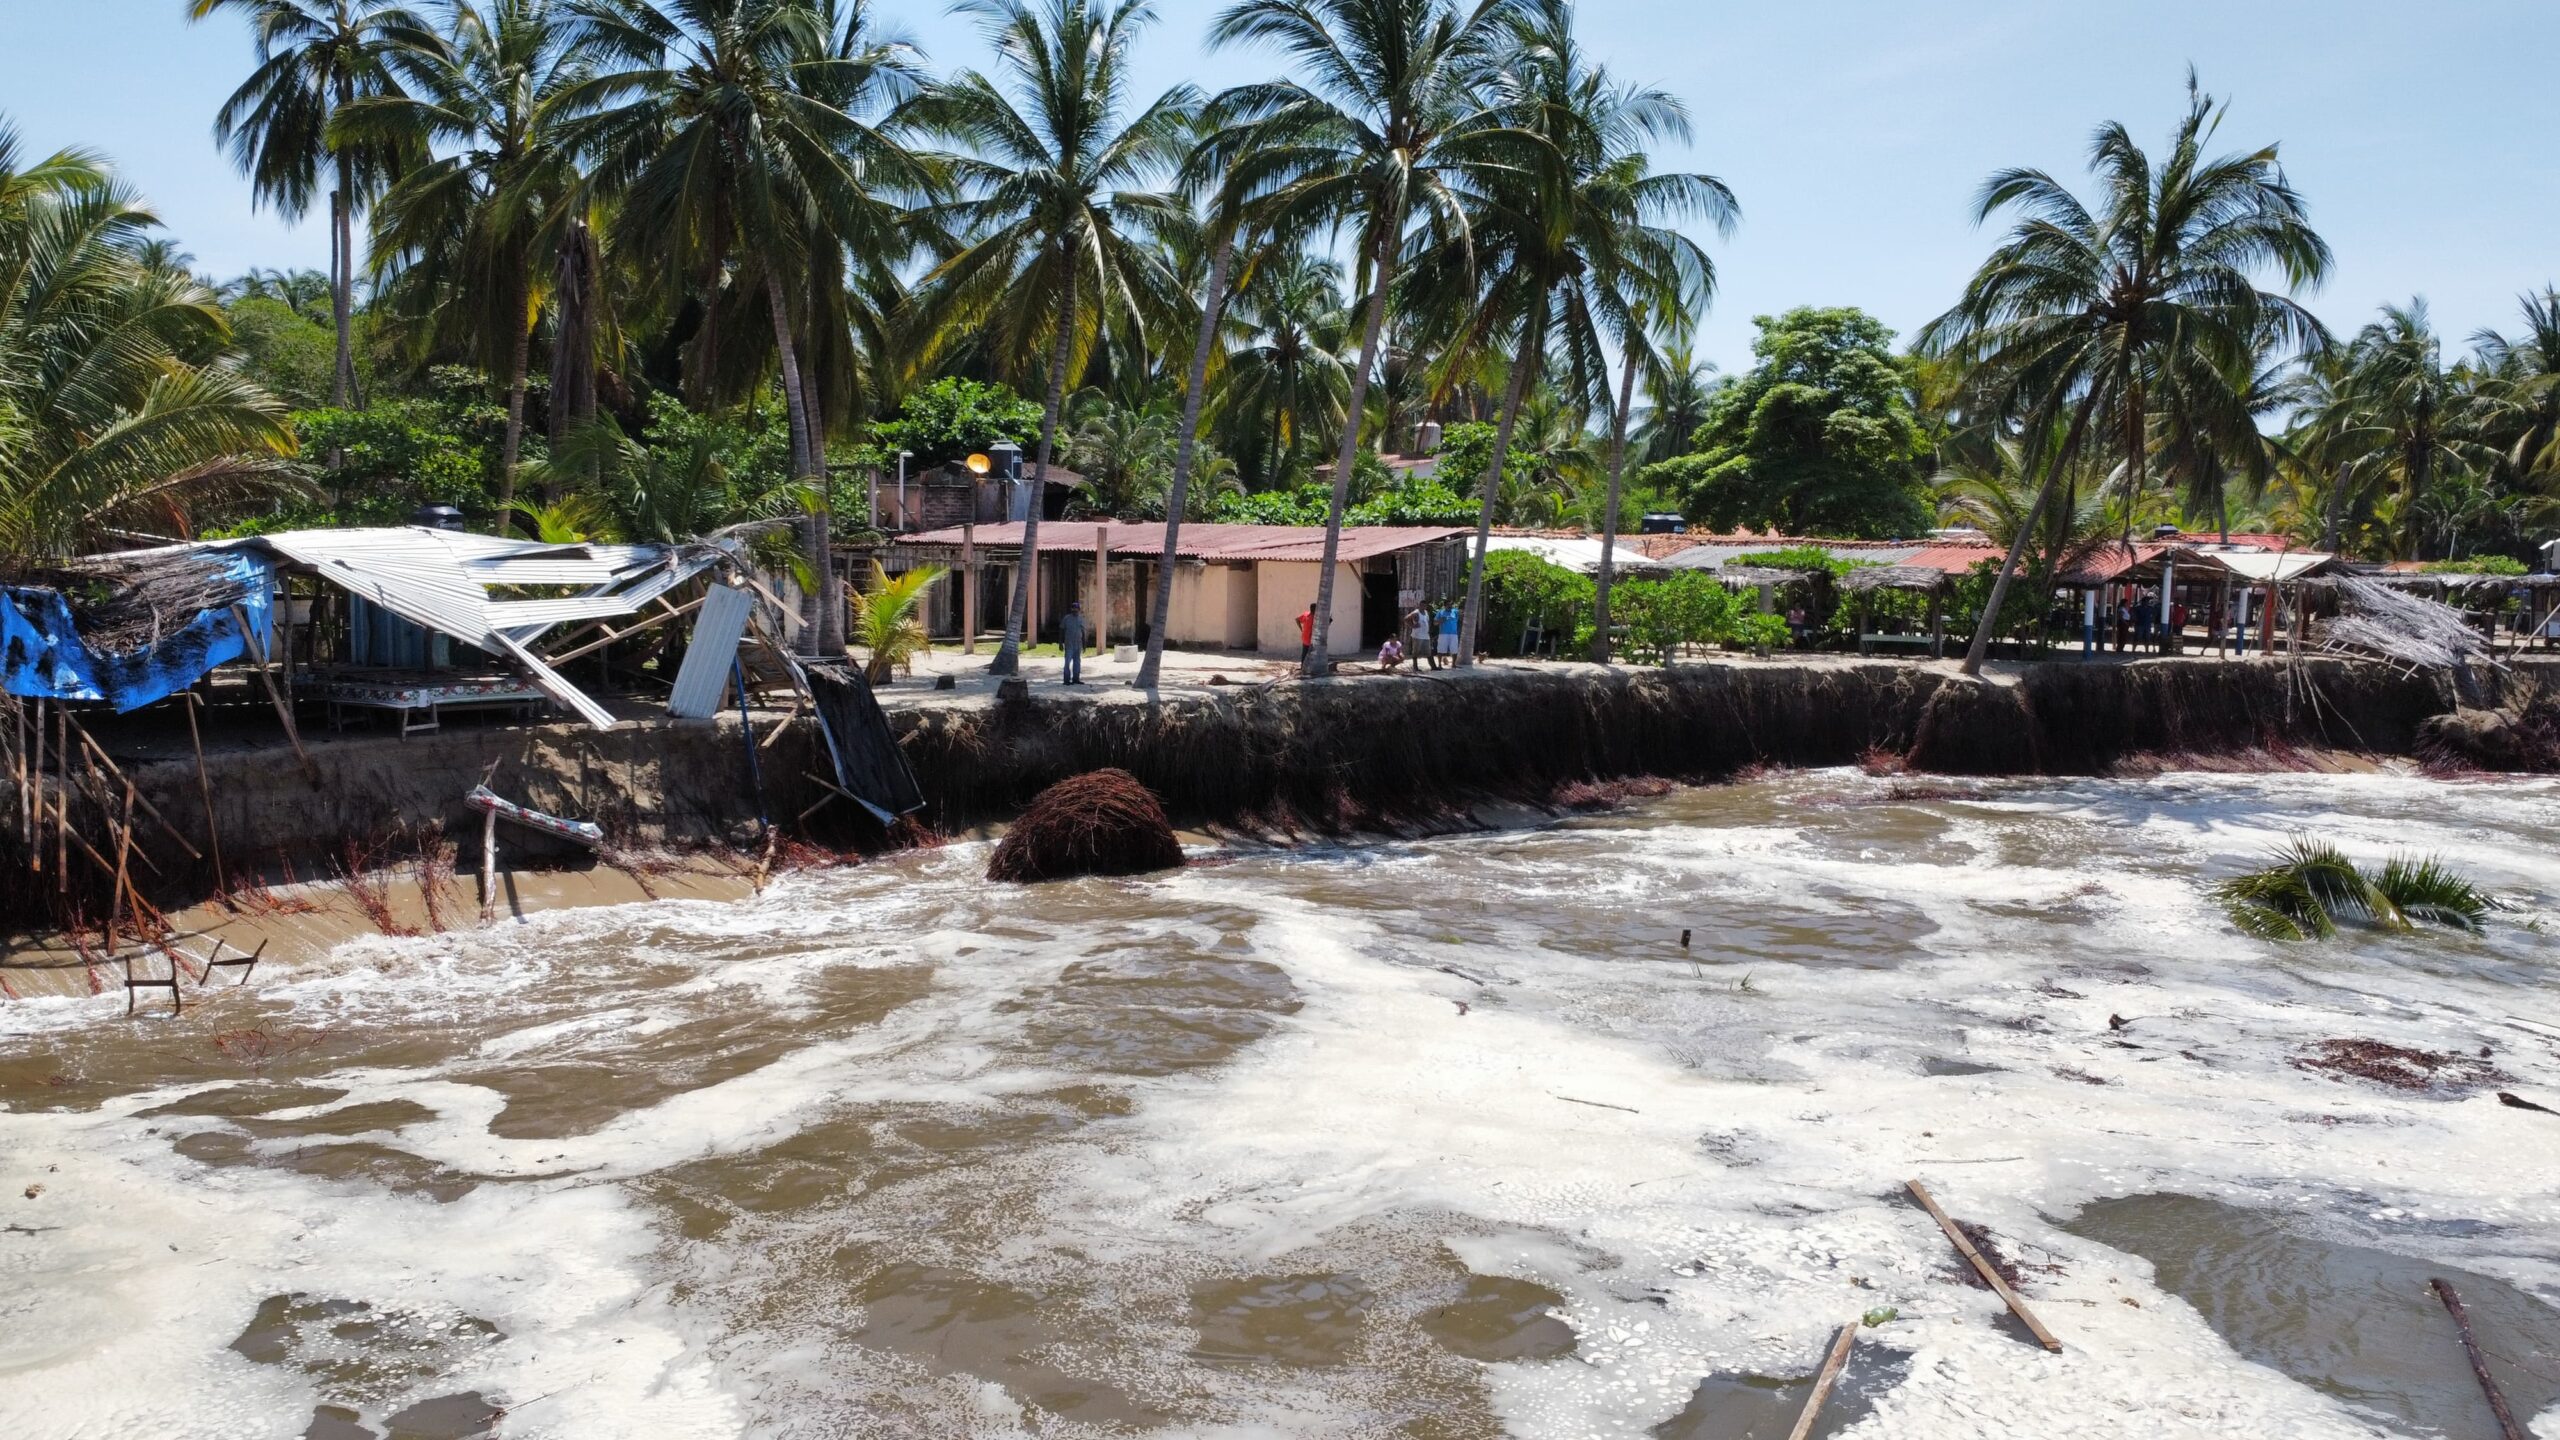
[546,218,598,496]
[496,300,531,535]
[1963,387,2104,677]
[329,185,354,409]
[1306,232,1394,678]
[765,277,826,657]
[803,361,844,655]
[1139,229,1235,691]
[1457,291,1544,668]
[1591,341,1641,663]
[993,261,1077,677]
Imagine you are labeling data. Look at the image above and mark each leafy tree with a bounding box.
[223,293,342,408]
[1649,307,1930,540]
[865,376,1044,470]
[1475,549,1590,655]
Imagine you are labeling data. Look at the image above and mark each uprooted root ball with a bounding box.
[987,768,1184,884]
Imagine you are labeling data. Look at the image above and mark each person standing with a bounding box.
[1436,602,1460,666]
[1297,604,1317,668]
[1060,600,1087,685]
[1405,606,1431,671]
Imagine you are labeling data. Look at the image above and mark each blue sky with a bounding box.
[4,0,2555,376]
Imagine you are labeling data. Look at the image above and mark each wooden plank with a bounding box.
[1906,1179,2062,1352]
[544,593,707,667]
[1786,1320,1861,1440]
[69,718,202,860]
[2432,1279,2529,1440]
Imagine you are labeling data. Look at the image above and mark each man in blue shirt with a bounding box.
[1059,600,1086,685]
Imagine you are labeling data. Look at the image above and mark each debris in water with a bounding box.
[1906,1180,2063,1352]
[2497,1092,2555,1115]
[2291,1039,2508,1093]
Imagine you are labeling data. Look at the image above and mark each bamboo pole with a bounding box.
[231,604,318,784]
[1906,1180,2062,1351]
[2432,1279,2528,1440]
[11,695,28,848]
[185,693,226,893]
[1787,1321,1861,1440]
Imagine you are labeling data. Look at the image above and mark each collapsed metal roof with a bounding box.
[216,527,738,730]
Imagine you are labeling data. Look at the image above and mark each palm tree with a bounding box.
[902,0,1194,677]
[1435,3,1729,667]
[343,0,591,526]
[2474,288,2560,493]
[1918,74,2330,676]
[190,0,432,408]
[1209,248,1351,487]
[0,127,296,556]
[1629,341,1714,464]
[572,0,925,653]
[2335,301,2479,559]
[1209,0,1537,676]
[850,559,946,682]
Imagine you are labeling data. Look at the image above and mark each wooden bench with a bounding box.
[1858,632,1942,658]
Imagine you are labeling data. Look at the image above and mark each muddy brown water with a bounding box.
[4,770,2559,1437]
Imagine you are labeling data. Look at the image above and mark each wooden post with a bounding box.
[1094,523,1110,652]
[54,705,67,890]
[1906,1180,2062,1352]
[1928,589,1946,659]
[962,521,979,655]
[1786,1321,1861,1440]
[11,696,28,853]
[29,696,44,872]
[105,784,136,953]
[2432,1279,2529,1440]
[232,605,318,784]
[2261,580,2277,655]
[68,720,200,861]
[184,693,226,892]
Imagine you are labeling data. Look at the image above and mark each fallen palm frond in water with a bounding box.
[2211,837,2496,941]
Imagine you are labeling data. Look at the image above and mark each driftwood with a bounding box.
[2432,1279,2529,1440]
[1906,1180,2062,1352]
[1787,1321,1861,1440]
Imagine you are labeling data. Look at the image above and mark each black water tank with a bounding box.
[1640,513,1688,535]
[412,503,467,531]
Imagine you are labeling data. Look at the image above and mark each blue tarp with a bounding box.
[1,551,276,711]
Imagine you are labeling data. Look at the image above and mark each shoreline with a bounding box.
[2,652,2551,954]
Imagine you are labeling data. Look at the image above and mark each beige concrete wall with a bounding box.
[1164,563,1231,647]
[1256,561,1364,656]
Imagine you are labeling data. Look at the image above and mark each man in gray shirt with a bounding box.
[1060,599,1087,685]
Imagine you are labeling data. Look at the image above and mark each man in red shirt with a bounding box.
[1297,605,1316,665]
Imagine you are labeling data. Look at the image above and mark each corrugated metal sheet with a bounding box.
[668,584,754,719]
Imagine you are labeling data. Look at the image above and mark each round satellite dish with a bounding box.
[966,453,992,475]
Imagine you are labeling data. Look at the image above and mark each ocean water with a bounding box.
[3,770,2556,1438]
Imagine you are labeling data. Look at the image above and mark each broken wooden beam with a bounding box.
[2432,1279,2528,1440]
[1906,1179,2062,1352]
[1786,1319,1860,1440]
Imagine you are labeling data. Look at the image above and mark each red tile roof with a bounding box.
[896,521,1470,564]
